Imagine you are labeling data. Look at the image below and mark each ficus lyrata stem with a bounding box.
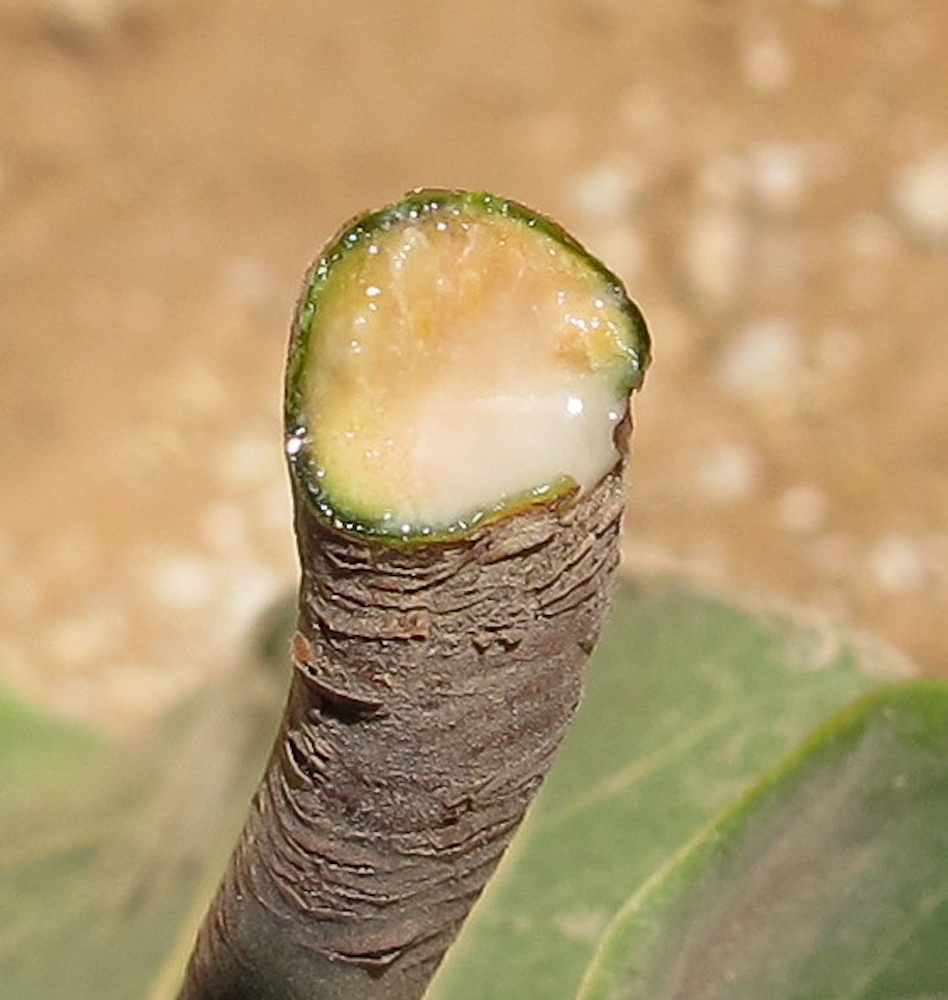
[177,189,650,1000]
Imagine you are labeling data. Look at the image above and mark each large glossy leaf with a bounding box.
[578,681,948,1000]
[0,634,286,1000]
[0,577,912,999]
[426,578,910,1000]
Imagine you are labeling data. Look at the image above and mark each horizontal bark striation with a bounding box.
[179,459,629,1000]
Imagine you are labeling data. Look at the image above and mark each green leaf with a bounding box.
[0,578,912,999]
[577,680,948,1000]
[0,627,286,1000]
[426,577,909,1000]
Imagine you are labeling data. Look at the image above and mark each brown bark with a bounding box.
[177,436,631,1000]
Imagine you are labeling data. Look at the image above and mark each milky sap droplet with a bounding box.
[285,431,306,457]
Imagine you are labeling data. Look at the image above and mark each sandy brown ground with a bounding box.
[2,0,947,732]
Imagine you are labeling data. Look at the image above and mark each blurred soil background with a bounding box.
[1,0,947,733]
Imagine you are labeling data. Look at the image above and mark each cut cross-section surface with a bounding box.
[286,189,650,540]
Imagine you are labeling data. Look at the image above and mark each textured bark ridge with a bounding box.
[179,450,630,1000]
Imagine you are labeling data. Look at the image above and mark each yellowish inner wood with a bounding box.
[305,211,632,530]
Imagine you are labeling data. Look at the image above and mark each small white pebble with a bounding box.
[682,206,748,306]
[144,553,220,610]
[717,318,801,401]
[869,536,928,594]
[220,563,284,640]
[696,441,762,503]
[778,484,828,534]
[748,143,808,214]
[570,163,641,221]
[219,432,279,488]
[891,147,948,246]
[42,0,129,39]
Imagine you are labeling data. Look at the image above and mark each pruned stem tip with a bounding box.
[177,189,649,1000]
